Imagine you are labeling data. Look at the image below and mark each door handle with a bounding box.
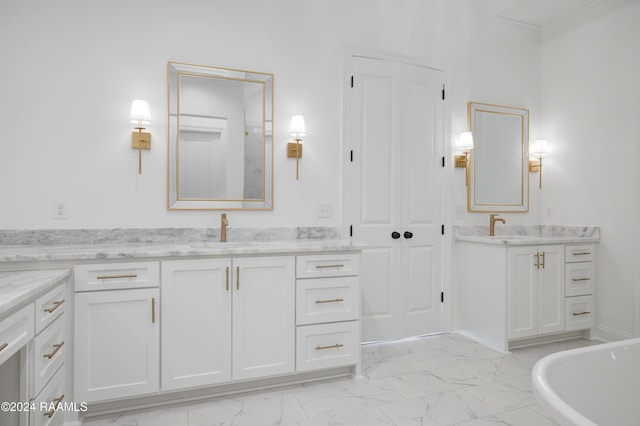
[404,231,413,239]
[391,231,401,239]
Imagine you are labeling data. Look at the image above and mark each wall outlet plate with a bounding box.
[317,203,332,219]
[53,200,68,220]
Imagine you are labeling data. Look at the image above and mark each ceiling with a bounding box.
[498,0,625,30]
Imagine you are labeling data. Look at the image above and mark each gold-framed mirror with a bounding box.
[467,101,529,212]
[167,62,274,210]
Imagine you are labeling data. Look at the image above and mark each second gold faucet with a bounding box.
[220,213,229,243]
[489,214,506,237]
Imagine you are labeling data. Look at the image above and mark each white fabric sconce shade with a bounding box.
[289,115,306,138]
[459,131,474,152]
[531,139,548,158]
[130,99,151,125]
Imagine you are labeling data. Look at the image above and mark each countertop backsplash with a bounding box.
[0,227,342,246]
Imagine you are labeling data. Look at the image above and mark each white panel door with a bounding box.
[74,288,159,402]
[161,258,232,391]
[348,56,443,342]
[232,256,295,380]
[537,245,565,334]
[508,247,537,340]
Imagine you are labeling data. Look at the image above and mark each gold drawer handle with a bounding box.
[315,298,344,304]
[315,343,344,351]
[0,342,8,352]
[96,274,138,280]
[572,311,591,316]
[43,394,64,418]
[572,278,591,282]
[315,264,345,269]
[44,300,65,314]
[43,342,64,359]
[572,252,591,256]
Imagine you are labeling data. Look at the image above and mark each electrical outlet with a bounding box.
[53,200,68,220]
[317,203,332,219]
[544,206,553,219]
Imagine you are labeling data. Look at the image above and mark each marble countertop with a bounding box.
[0,269,70,318]
[0,239,365,263]
[454,225,600,246]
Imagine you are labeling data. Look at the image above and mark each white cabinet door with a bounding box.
[537,245,565,335]
[232,256,295,380]
[508,245,564,340]
[161,259,232,391]
[508,247,538,340]
[74,288,159,402]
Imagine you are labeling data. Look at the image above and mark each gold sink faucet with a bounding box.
[489,214,506,237]
[220,213,229,243]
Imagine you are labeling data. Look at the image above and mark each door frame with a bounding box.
[341,48,454,334]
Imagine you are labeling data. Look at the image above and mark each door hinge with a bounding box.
[350,150,354,162]
[442,84,445,100]
[441,224,445,235]
[351,75,354,88]
[441,292,444,303]
[441,156,445,167]
[349,225,353,237]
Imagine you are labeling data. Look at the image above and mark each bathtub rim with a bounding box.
[532,337,640,426]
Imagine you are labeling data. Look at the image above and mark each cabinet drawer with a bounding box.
[296,277,359,325]
[565,295,595,331]
[296,254,359,278]
[35,283,67,334]
[0,304,34,366]
[565,263,595,297]
[565,245,595,263]
[296,321,359,372]
[32,365,66,426]
[74,262,159,291]
[32,314,66,397]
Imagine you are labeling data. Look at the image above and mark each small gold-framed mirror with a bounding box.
[167,62,274,210]
[468,101,529,212]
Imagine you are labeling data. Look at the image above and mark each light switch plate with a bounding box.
[317,203,332,219]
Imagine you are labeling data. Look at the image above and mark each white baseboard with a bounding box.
[591,325,634,342]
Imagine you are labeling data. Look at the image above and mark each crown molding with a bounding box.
[541,0,633,40]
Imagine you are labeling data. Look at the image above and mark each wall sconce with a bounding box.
[529,139,548,188]
[130,99,151,174]
[454,131,474,186]
[287,114,306,180]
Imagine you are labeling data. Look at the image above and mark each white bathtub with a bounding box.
[532,338,640,426]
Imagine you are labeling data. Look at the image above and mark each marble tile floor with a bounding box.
[83,334,602,426]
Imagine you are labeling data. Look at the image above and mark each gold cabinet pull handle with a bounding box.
[572,277,591,282]
[540,251,545,269]
[0,343,8,352]
[315,264,345,269]
[572,311,591,316]
[315,298,344,304]
[226,267,230,291]
[573,251,591,256]
[43,394,64,418]
[236,266,240,290]
[43,342,64,359]
[96,274,138,280]
[152,298,156,323]
[315,343,344,351]
[44,300,65,314]
[534,252,540,269]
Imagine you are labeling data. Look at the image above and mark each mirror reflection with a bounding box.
[468,102,529,212]
[168,62,273,210]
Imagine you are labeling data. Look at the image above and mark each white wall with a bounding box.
[540,1,640,339]
[0,0,537,230]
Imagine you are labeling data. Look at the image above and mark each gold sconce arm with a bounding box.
[529,158,543,188]
[287,139,303,180]
[454,151,471,186]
